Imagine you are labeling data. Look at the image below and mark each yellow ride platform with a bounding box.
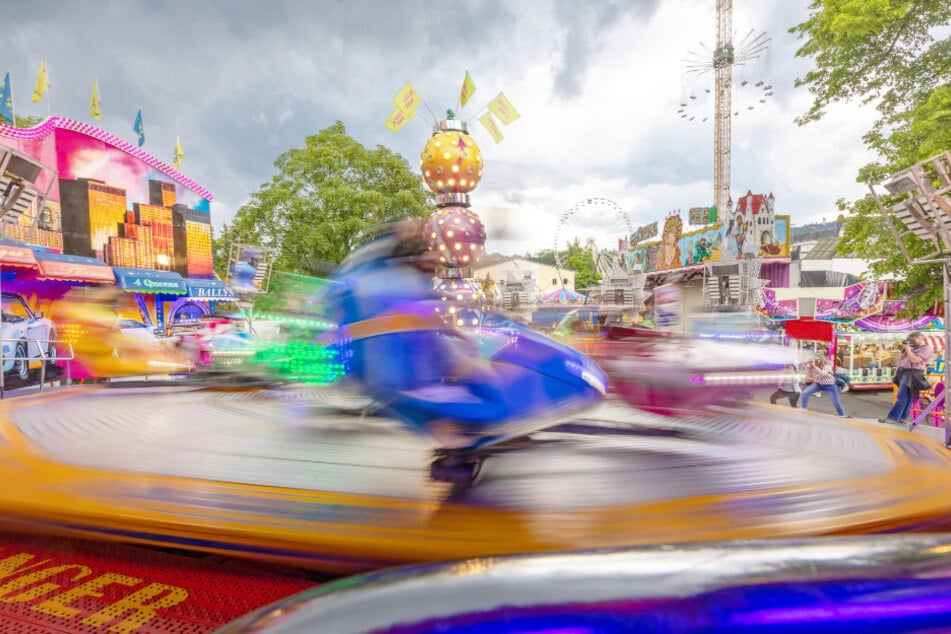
[0,385,949,575]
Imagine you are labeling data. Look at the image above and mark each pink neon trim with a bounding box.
[0,117,213,201]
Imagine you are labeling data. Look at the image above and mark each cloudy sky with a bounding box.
[6,0,879,255]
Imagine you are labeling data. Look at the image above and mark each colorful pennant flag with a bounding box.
[459,71,476,108]
[133,108,145,147]
[384,106,414,133]
[0,73,13,125]
[173,136,184,170]
[90,79,101,120]
[32,58,49,103]
[393,82,421,113]
[478,112,503,144]
[486,91,520,125]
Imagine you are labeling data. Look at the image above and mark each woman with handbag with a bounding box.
[880,332,935,425]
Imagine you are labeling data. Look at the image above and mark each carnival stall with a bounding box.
[834,331,945,390]
[835,299,945,390]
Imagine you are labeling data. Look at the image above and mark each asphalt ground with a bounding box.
[752,386,901,422]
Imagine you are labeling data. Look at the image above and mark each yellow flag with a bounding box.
[459,71,476,108]
[487,91,520,125]
[173,136,184,170]
[32,58,49,103]
[478,112,503,144]
[393,82,421,113]
[384,106,414,133]
[90,79,101,120]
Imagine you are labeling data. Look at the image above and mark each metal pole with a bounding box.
[944,260,951,444]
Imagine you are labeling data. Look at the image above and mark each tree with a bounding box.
[564,238,601,290]
[791,0,951,157]
[215,121,433,277]
[834,195,942,314]
[791,1,951,312]
[13,115,43,128]
[522,243,601,290]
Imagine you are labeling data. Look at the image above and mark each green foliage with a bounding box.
[252,270,331,315]
[215,121,433,277]
[835,195,942,315]
[564,239,601,290]
[523,249,557,267]
[791,0,951,137]
[13,115,43,128]
[522,242,601,290]
[792,1,951,310]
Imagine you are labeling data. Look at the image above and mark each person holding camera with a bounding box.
[879,331,935,425]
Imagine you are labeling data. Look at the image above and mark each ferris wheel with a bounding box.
[553,198,633,275]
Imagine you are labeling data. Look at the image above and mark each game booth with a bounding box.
[832,298,945,390]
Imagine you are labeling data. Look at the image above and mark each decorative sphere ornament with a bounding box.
[420,130,483,194]
[434,278,485,329]
[425,206,486,268]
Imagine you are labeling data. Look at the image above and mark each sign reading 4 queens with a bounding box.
[131,278,182,290]
[622,192,791,274]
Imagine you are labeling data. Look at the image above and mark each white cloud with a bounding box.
[6,0,888,258]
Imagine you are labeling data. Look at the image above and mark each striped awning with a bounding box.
[921,334,947,354]
[33,250,115,283]
[0,237,38,268]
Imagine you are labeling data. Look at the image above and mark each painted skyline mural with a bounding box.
[0,117,213,277]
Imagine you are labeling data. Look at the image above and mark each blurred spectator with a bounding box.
[769,364,802,408]
[800,356,849,417]
[880,331,935,425]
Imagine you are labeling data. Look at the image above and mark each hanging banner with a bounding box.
[814,281,887,323]
[622,196,790,275]
[753,287,799,320]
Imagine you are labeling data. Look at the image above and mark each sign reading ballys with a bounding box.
[191,286,238,299]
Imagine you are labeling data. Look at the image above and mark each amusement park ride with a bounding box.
[3,11,951,633]
[541,0,773,321]
[682,0,771,218]
[870,151,951,441]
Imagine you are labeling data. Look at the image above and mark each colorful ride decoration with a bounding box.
[425,206,486,268]
[753,287,799,321]
[420,119,487,319]
[390,78,519,321]
[814,281,887,324]
[854,300,942,332]
[420,129,483,194]
[434,278,485,328]
[539,286,591,304]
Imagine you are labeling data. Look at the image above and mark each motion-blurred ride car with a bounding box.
[1,292,57,380]
[168,315,257,368]
[115,318,160,343]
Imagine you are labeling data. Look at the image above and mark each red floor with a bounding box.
[0,531,316,633]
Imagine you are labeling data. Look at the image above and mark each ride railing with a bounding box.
[0,337,75,398]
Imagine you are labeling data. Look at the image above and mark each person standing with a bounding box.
[769,364,802,407]
[800,356,849,417]
[879,331,935,425]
